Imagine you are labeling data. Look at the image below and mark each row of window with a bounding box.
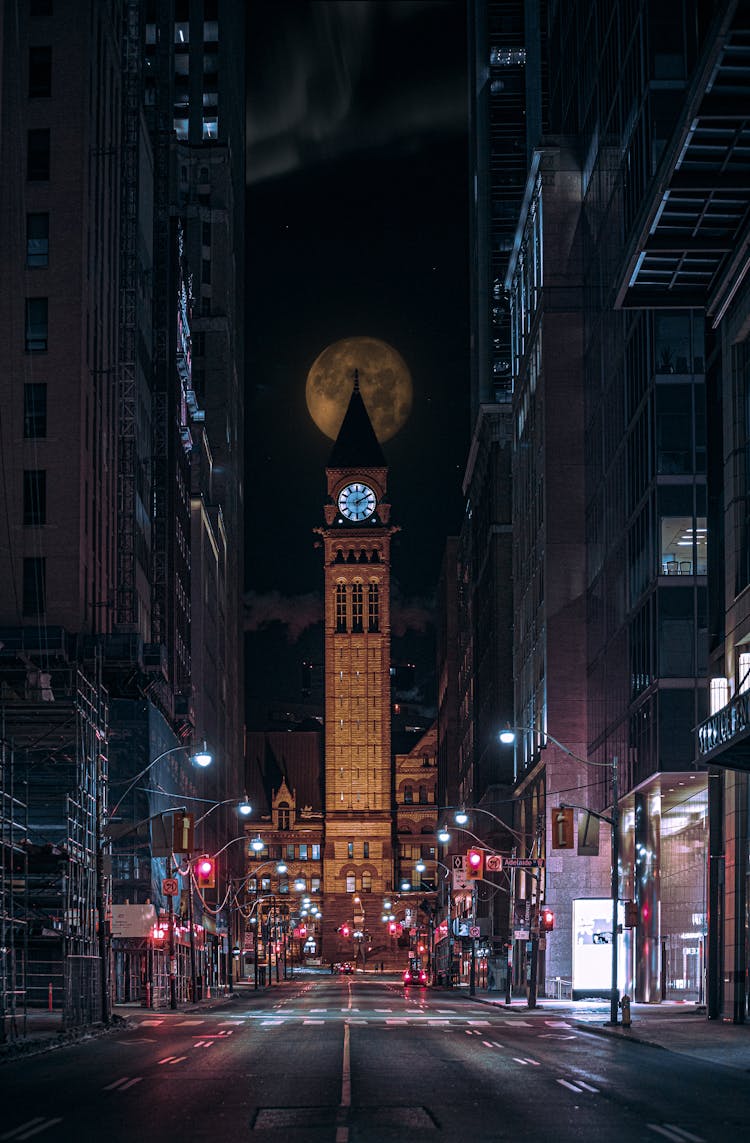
[335,582,380,633]
[248,876,321,895]
[252,843,321,862]
[401,785,432,805]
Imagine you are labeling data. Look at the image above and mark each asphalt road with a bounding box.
[1,975,748,1143]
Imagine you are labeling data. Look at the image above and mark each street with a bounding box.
[1,975,748,1143]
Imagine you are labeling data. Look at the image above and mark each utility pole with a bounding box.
[168,854,177,1009]
[609,755,620,1026]
[505,848,516,1005]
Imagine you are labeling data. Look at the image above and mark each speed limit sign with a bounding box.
[162,877,179,896]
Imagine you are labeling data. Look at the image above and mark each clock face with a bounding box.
[338,482,377,522]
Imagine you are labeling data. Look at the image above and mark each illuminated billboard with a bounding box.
[572,897,626,1000]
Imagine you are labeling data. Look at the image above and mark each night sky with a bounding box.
[244,1,469,720]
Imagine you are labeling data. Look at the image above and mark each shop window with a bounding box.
[739,653,750,695]
[710,677,729,714]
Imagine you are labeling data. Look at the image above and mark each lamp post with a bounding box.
[245,852,287,988]
[500,725,621,1024]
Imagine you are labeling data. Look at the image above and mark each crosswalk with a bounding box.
[130,1012,566,1030]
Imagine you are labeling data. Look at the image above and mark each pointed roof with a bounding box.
[327,370,386,469]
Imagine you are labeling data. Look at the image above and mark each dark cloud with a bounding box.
[246,1,466,184]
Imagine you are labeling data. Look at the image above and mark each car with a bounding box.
[403,968,428,986]
[340,962,353,974]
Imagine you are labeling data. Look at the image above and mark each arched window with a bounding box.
[368,582,380,631]
[335,583,347,632]
[419,785,428,804]
[404,785,413,804]
[361,871,372,892]
[277,801,290,830]
[352,581,363,632]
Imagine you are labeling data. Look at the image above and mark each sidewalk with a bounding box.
[468,990,750,1072]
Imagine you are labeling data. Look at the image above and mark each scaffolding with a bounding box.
[0,653,108,1032]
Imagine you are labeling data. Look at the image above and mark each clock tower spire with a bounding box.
[316,374,398,964]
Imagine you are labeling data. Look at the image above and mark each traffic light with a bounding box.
[339,924,351,938]
[466,848,484,880]
[195,854,215,889]
[540,907,554,932]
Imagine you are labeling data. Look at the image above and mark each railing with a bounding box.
[547,976,572,1000]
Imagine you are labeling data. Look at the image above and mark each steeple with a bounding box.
[327,370,386,469]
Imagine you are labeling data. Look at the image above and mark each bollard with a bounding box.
[48,981,53,1011]
[619,994,632,1027]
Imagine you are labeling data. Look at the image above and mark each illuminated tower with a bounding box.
[317,372,398,962]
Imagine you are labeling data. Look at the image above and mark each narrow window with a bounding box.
[277,803,290,830]
[286,843,295,860]
[368,582,380,631]
[27,128,50,180]
[346,874,356,893]
[24,384,47,437]
[347,841,354,859]
[335,583,347,632]
[25,298,48,351]
[28,46,52,97]
[22,557,45,615]
[311,844,320,861]
[23,470,46,525]
[363,842,369,859]
[404,785,413,805]
[352,581,363,632]
[361,871,372,892]
[299,844,308,861]
[419,785,428,804]
[27,213,49,266]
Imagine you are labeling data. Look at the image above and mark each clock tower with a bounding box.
[316,371,398,964]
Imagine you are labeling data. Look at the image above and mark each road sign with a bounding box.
[469,925,480,938]
[504,858,544,868]
[485,854,503,872]
[451,854,465,871]
[172,811,194,854]
[162,877,179,896]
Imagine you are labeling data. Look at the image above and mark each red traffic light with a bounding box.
[196,855,216,888]
[339,924,351,938]
[540,907,554,932]
[466,848,484,879]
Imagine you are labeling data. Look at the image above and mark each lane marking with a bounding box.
[557,1079,582,1092]
[174,1019,205,1026]
[2,1120,64,1142]
[137,1019,164,1027]
[304,1019,326,1025]
[103,1077,142,1091]
[578,1081,599,1093]
[335,1021,352,1143]
[647,1127,705,1143]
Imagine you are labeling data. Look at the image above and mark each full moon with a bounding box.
[305,336,413,443]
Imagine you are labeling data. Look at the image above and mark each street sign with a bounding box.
[172,811,194,854]
[469,925,480,938]
[485,855,503,872]
[451,854,466,871]
[504,858,544,868]
[162,877,179,896]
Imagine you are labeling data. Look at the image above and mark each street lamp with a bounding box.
[501,724,621,1025]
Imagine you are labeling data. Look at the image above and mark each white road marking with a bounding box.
[578,1081,599,1093]
[557,1079,582,1092]
[491,1041,504,1048]
[513,1057,541,1066]
[647,1127,705,1143]
[103,1077,142,1091]
[304,1019,326,1025]
[174,1018,205,1026]
[260,1020,285,1026]
[137,1019,164,1026]
[467,1020,491,1026]
[193,1040,214,1048]
[1,1118,63,1141]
